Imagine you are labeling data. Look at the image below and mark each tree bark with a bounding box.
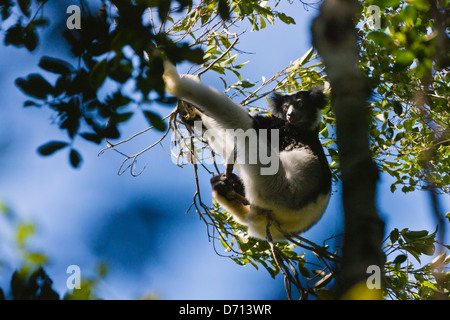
[311,0,385,296]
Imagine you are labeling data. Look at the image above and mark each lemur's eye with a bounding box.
[283,105,288,111]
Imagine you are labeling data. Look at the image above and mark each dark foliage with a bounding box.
[2,0,203,168]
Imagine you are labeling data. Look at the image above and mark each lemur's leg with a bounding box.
[163,60,254,131]
[211,173,251,222]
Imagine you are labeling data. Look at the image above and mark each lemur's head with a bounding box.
[270,86,327,130]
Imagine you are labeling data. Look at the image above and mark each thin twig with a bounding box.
[265,212,306,300]
[197,29,239,77]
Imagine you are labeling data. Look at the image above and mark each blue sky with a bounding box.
[0,1,448,299]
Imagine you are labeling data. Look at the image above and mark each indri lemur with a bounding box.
[163,60,331,240]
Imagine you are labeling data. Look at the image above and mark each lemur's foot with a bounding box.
[210,173,249,205]
[177,100,201,126]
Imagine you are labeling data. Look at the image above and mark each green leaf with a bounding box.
[37,141,69,156]
[25,252,48,265]
[367,31,392,47]
[0,200,10,216]
[403,230,429,239]
[392,100,403,116]
[402,5,417,26]
[277,13,295,25]
[90,60,108,88]
[69,149,82,168]
[239,80,255,88]
[298,262,310,278]
[184,47,204,65]
[389,228,399,243]
[218,0,230,21]
[393,254,407,265]
[371,0,401,9]
[393,49,415,66]
[143,111,167,131]
[297,47,314,68]
[390,183,397,193]
[414,242,435,256]
[16,223,35,246]
[408,0,430,11]
[39,56,74,75]
[96,262,108,278]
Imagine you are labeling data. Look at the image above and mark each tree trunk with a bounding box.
[311,0,385,296]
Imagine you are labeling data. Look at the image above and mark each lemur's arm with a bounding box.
[163,60,254,130]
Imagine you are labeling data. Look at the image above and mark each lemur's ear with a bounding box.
[269,92,286,117]
[309,86,327,109]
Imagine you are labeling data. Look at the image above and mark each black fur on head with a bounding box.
[308,86,327,109]
[268,86,327,129]
[269,86,326,115]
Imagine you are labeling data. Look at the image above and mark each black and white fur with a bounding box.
[163,60,331,240]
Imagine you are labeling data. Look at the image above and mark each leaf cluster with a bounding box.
[359,0,450,194]
[2,0,49,51]
[4,267,59,300]
[0,202,106,300]
[207,202,339,299]
[384,228,450,299]
[4,0,204,168]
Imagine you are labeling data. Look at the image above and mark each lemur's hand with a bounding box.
[211,173,249,205]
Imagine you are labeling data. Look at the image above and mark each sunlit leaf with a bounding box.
[367,31,392,47]
[393,49,415,66]
[277,13,295,25]
[16,223,35,246]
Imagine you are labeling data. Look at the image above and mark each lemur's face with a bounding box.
[281,92,314,125]
[270,87,326,130]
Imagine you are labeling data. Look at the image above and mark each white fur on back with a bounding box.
[236,148,329,240]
